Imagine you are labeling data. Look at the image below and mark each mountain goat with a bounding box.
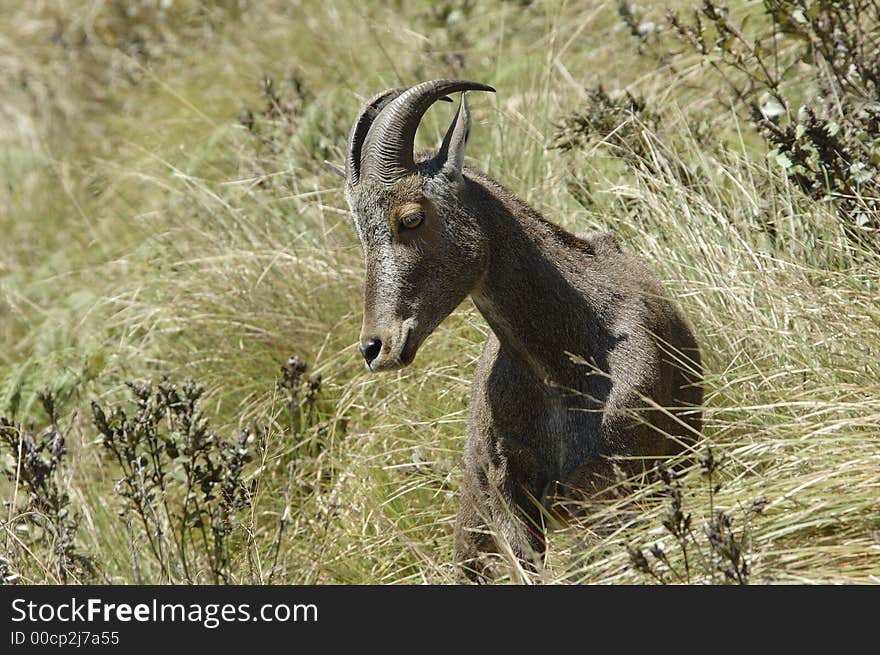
[341,79,702,581]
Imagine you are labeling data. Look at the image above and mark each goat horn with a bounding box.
[362,79,495,185]
[346,88,406,185]
[347,88,453,184]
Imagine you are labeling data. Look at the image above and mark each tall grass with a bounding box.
[1,0,877,584]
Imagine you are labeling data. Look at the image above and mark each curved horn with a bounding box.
[362,79,495,185]
[346,88,406,185]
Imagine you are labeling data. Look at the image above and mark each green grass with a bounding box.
[1,0,878,584]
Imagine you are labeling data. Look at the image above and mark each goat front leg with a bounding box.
[453,472,497,583]
[453,468,547,582]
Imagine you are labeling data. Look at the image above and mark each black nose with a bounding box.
[359,338,382,366]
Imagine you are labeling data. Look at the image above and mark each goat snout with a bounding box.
[358,317,419,372]
[359,338,383,368]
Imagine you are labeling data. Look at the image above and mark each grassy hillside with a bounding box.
[1,0,877,584]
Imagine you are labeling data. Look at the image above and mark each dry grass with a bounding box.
[1,0,878,584]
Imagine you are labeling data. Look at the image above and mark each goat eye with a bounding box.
[399,211,424,230]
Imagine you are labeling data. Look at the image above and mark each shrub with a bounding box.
[666,0,880,244]
[0,391,94,583]
[91,378,254,583]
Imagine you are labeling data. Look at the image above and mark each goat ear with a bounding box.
[437,93,471,181]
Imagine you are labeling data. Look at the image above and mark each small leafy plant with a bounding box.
[553,85,705,209]
[91,378,254,583]
[665,0,879,243]
[626,446,766,584]
[0,390,93,583]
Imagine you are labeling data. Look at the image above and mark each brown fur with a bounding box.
[344,90,702,582]
[447,171,702,580]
